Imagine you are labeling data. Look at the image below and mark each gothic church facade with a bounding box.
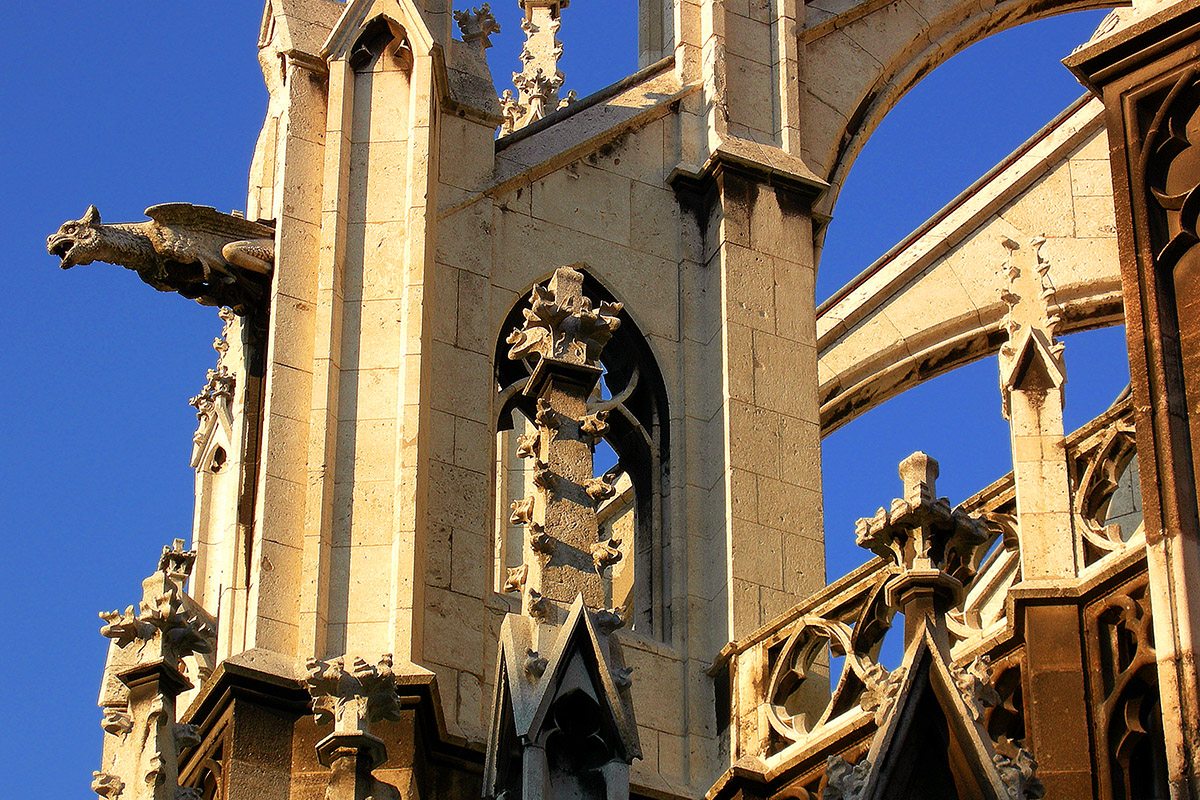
[59,0,1200,798]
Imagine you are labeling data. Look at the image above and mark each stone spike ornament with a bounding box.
[995,235,1077,580]
[95,543,216,800]
[997,235,1066,419]
[826,456,1043,800]
[505,266,623,615]
[303,654,405,800]
[501,0,574,133]
[854,452,988,640]
[486,268,639,800]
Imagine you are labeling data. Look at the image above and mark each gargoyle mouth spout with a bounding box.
[46,235,77,269]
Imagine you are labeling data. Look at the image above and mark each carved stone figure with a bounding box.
[47,204,274,315]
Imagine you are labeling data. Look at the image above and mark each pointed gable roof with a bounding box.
[828,623,1042,800]
[1001,326,1067,394]
[485,598,641,797]
[499,597,639,754]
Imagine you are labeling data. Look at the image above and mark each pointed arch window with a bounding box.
[348,16,413,73]
[494,272,670,639]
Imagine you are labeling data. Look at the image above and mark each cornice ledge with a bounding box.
[669,136,830,208]
[1064,0,1200,92]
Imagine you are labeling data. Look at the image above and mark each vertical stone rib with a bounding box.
[300,57,356,660]
[390,50,438,663]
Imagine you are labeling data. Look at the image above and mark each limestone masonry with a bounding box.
[51,0,1200,798]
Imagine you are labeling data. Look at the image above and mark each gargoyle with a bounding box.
[47,204,275,315]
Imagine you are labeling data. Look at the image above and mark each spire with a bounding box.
[485,267,639,800]
[94,543,216,800]
[825,455,1044,800]
[500,0,575,134]
[996,235,1077,580]
[503,265,623,617]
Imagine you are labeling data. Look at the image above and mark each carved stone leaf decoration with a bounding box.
[92,771,125,799]
[189,366,235,421]
[528,523,554,555]
[139,588,216,657]
[535,398,559,429]
[503,564,529,593]
[173,723,202,751]
[159,539,198,578]
[595,607,625,633]
[952,654,1001,722]
[101,709,133,737]
[305,657,346,726]
[454,3,501,49]
[524,648,548,679]
[591,537,623,571]
[993,738,1045,799]
[509,496,535,525]
[823,756,869,800]
[584,477,616,505]
[305,654,403,728]
[527,588,550,620]
[99,606,151,648]
[515,432,538,459]
[580,411,609,444]
[506,281,622,366]
[859,662,905,726]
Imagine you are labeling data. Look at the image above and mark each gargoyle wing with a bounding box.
[144,203,275,242]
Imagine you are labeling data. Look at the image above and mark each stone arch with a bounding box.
[804,0,1119,217]
[493,270,671,638]
[812,55,1126,433]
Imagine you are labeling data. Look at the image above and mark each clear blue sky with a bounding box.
[0,2,1121,795]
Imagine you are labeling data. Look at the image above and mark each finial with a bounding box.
[454,4,501,51]
[500,0,572,133]
[503,266,623,616]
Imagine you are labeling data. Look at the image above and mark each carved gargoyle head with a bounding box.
[46,205,103,269]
